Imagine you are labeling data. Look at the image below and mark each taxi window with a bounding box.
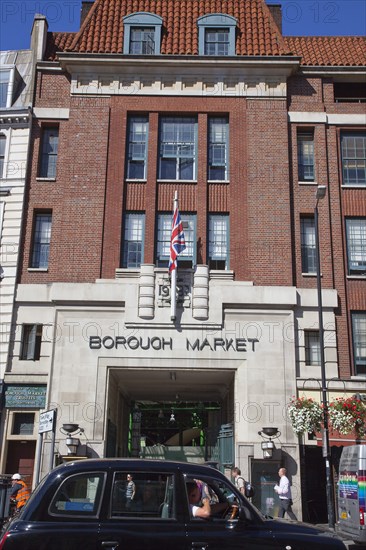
[110,471,175,519]
[49,472,105,517]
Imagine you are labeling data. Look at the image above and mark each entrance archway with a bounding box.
[106,368,235,463]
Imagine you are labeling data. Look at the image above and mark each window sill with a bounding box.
[208,180,230,184]
[298,181,317,186]
[36,177,56,182]
[341,184,366,189]
[125,179,147,183]
[157,179,197,184]
[347,274,366,279]
[302,272,318,277]
[27,268,49,272]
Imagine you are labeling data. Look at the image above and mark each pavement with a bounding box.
[313,525,365,549]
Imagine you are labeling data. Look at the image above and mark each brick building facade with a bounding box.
[0,0,365,522]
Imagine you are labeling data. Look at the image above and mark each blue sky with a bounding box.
[1,0,365,51]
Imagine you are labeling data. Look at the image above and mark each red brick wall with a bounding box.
[19,68,365,378]
[289,107,366,378]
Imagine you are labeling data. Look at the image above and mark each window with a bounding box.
[208,117,229,180]
[39,127,59,178]
[0,134,5,177]
[159,117,197,180]
[20,324,42,360]
[50,473,105,516]
[300,217,316,273]
[209,214,229,269]
[334,82,366,103]
[12,413,35,435]
[126,116,148,179]
[346,218,366,275]
[31,212,52,268]
[297,130,315,181]
[305,331,320,366]
[352,312,366,375]
[341,133,366,186]
[110,472,174,518]
[123,13,163,55]
[156,213,195,268]
[0,70,11,108]
[205,29,229,55]
[130,28,155,54]
[197,14,237,56]
[122,213,145,268]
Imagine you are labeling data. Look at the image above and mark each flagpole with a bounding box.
[171,191,178,321]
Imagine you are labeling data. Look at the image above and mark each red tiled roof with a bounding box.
[44,0,366,67]
[285,36,366,67]
[45,0,290,59]
[45,32,76,60]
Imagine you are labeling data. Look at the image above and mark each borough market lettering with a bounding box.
[89,336,259,352]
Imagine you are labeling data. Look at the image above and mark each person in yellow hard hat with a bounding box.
[10,473,31,511]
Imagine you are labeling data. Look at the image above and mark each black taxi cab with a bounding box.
[0,459,346,550]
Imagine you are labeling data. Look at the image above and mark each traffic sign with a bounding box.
[39,409,56,434]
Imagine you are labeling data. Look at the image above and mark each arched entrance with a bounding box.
[106,367,235,464]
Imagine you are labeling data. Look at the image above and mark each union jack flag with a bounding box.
[169,206,186,272]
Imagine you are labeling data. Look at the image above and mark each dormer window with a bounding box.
[197,14,237,56]
[123,13,163,55]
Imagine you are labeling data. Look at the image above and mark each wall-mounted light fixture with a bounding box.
[60,423,84,456]
[258,427,280,459]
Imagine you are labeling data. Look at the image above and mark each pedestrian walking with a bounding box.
[274,467,297,520]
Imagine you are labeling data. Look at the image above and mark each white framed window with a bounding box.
[197,14,237,56]
[122,212,145,268]
[123,13,163,55]
[346,218,366,275]
[0,134,5,178]
[297,130,315,181]
[39,127,59,178]
[208,117,229,181]
[159,117,197,181]
[300,216,316,274]
[0,69,12,108]
[130,28,155,54]
[304,330,320,366]
[352,312,366,375]
[209,214,229,269]
[156,213,195,268]
[20,324,43,360]
[126,116,148,179]
[341,132,366,186]
[31,212,52,268]
[205,29,229,55]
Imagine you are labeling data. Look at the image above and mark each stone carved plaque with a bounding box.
[157,272,192,308]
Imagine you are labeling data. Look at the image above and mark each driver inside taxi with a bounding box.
[187,481,232,519]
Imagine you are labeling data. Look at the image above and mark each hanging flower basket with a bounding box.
[328,397,366,437]
[288,396,323,436]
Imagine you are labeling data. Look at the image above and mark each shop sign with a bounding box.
[5,385,47,408]
[89,335,259,352]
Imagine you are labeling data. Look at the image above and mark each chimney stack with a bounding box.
[80,1,94,26]
[268,4,283,33]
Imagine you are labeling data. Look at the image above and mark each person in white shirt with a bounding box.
[274,467,297,520]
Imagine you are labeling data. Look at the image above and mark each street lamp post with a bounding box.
[314,184,336,529]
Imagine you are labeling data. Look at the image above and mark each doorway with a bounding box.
[128,401,222,462]
[251,459,281,517]
[5,440,36,488]
[106,367,235,461]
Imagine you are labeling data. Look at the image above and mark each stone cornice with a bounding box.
[0,108,31,129]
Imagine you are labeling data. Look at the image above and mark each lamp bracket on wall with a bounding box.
[258,427,281,459]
